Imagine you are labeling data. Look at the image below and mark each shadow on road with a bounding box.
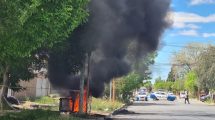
[112,109,138,115]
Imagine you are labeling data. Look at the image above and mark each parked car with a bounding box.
[200,94,211,102]
[154,92,167,99]
[136,92,148,101]
[167,92,174,95]
[167,92,176,101]
[180,92,186,99]
[150,93,159,100]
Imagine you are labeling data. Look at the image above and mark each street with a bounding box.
[110,99,215,120]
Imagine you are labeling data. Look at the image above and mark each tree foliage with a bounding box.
[143,81,153,92]
[115,52,157,102]
[196,46,215,91]
[166,67,176,82]
[184,71,198,95]
[117,72,143,102]
[153,77,173,91]
[153,77,165,90]
[0,0,89,108]
[167,43,209,95]
[172,79,185,93]
[171,43,206,80]
[0,0,88,59]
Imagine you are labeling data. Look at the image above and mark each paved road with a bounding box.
[110,99,215,120]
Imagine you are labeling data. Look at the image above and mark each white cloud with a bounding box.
[190,0,215,5]
[173,31,215,38]
[186,24,200,29]
[202,33,215,37]
[174,12,215,23]
[173,22,200,29]
[178,29,199,37]
[170,12,215,38]
[172,12,215,29]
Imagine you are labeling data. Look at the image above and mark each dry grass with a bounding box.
[91,98,124,113]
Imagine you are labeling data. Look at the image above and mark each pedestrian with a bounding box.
[185,90,190,104]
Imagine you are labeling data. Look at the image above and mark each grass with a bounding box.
[91,98,124,112]
[205,99,215,105]
[30,96,59,111]
[34,96,124,113]
[0,109,81,120]
[34,96,58,104]
[0,97,123,120]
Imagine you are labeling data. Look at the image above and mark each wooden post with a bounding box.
[112,79,116,102]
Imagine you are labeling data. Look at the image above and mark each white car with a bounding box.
[167,92,174,96]
[136,92,148,101]
[154,92,167,99]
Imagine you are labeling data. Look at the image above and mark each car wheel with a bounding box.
[145,97,148,101]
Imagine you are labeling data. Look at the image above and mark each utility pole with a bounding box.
[79,68,85,114]
[86,53,91,113]
[79,54,87,114]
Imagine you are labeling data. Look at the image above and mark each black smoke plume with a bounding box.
[48,0,171,97]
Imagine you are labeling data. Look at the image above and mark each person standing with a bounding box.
[185,90,190,104]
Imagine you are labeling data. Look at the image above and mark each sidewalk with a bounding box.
[177,97,215,105]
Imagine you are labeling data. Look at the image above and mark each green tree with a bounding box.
[172,79,185,94]
[144,81,152,92]
[165,81,174,91]
[115,52,157,102]
[0,0,88,109]
[154,76,174,91]
[196,46,215,92]
[171,43,206,80]
[117,72,143,102]
[184,71,198,97]
[166,67,176,82]
[153,77,165,90]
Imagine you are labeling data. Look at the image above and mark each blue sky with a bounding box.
[151,0,215,83]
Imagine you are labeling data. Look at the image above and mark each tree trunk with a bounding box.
[0,65,11,110]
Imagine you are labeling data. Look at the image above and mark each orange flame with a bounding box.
[69,88,87,113]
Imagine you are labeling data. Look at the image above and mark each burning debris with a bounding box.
[59,89,87,113]
[48,0,171,98]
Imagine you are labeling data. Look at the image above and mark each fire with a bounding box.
[59,87,88,113]
[69,88,87,113]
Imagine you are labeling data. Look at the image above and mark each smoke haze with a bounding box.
[48,0,171,97]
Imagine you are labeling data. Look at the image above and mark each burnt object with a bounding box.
[59,90,87,113]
